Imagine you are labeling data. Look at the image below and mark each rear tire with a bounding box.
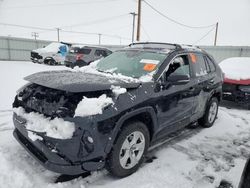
[198,97,219,128]
[106,121,150,177]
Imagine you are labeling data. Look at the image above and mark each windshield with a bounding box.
[44,42,62,52]
[96,50,167,78]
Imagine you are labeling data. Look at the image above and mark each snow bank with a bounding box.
[74,94,113,117]
[13,107,75,140]
[111,85,127,97]
[219,57,250,80]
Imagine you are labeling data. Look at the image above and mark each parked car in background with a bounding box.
[219,57,250,109]
[64,45,112,68]
[31,42,71,65]
[13,42,222,177]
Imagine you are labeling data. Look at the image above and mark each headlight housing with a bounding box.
[239,85,250,93]
[16,82,32,95]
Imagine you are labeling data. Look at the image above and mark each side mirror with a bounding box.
[166,74,190,85]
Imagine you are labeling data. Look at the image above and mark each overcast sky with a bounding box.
[0,0,249,46]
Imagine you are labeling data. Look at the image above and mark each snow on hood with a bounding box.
[219,57,250,80]
[13,107,75,140]
[111,85,127,98]
[24,70,140,93]
[74,94,113,117]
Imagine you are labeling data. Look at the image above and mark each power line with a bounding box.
[0,22,54,31]
[60,13,129,29]
[192,26,216,45]
[141,25,151,41]
[58,29,131,40]
[0,22,131,41]
[143,0,216,29]
[2,0,122,9]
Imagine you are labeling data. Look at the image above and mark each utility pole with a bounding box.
[56,28,61,42]
[31,32,39,40]
[136,0,142,41]
[98,33,102,45]
[130,12,137,43]
[214,22,219,46]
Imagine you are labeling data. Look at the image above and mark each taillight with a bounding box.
[76,54,83,60]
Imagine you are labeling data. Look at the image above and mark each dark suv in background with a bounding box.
[64,46,112,68]
[13,42,222,177]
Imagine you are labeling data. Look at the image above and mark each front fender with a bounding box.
[104,106,158,154]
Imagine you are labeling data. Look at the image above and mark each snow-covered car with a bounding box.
[219,57,250,109]
[65,45,112,68]
[31,42,71,65]
[12,42,223,177]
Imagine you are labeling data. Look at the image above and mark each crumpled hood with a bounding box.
[24,70,141,93]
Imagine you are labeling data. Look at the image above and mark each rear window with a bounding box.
[70,47,91,54]
[204,56,216,72]
[95,50,107,57]
[79,48,91,54]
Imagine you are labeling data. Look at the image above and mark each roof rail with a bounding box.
[129,42,182,50]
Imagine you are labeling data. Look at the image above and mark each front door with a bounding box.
[154,54,196,138]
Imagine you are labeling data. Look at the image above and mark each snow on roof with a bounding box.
[43,42,63,52]
[219,57,250,81]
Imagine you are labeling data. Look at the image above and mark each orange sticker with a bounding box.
[143,63,157,71]
[189,53,197,63]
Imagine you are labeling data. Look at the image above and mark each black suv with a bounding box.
[13,42,223,177]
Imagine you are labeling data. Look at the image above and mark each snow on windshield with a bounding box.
[13,107,75,140]
[219,57,250,80]
[72,60,149,83]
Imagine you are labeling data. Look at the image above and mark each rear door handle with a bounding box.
[189,87,195,92]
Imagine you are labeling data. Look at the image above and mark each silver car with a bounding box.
[65,46,112,68]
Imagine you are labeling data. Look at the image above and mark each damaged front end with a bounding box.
[12,83,113,175]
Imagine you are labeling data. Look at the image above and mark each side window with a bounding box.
[191,54,208,77]
[79,48,91,55]
[165,55,190,79]
[106,50,112,56]
[204,56,216,72]
[95,50,107,57]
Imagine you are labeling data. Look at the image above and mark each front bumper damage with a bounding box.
[13,112,106,175]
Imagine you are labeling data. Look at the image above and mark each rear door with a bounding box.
[190,53,214,119]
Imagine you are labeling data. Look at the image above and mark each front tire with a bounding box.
[199,97,219,128]
[106,121,150,177]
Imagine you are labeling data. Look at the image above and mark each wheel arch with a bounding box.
[104,106,158,154]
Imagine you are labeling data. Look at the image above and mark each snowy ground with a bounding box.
[0,61,250,188]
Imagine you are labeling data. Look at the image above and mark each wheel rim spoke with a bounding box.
[120,149,130,167]
[119,131,146,169]
[208,102,217,123]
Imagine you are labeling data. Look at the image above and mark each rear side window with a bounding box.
[79,48,91,54]
[204,56,216,72]
[191,54,208,77]
[95,50,107,57]
[70,47,80,53]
